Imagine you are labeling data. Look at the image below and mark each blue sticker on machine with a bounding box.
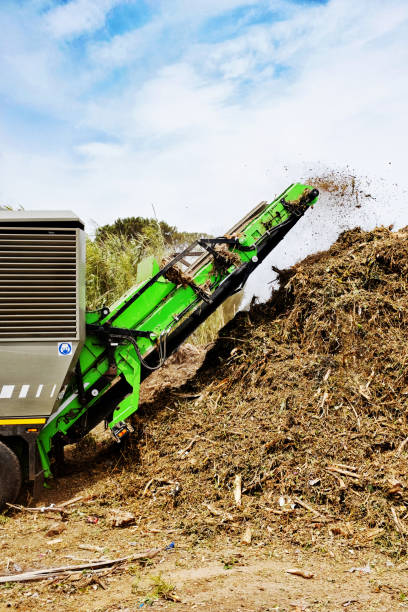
[58,342,72,356]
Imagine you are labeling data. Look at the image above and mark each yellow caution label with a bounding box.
[0,418,46,425]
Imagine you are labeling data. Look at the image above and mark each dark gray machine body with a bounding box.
[0,211,85,488]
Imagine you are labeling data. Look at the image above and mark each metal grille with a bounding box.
[0,226,78,341]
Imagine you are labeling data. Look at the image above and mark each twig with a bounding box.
[176,436,214,456]
[171,392,202,399]
[396,437,408,456]
[331,462,357,471]
[142,478,156,496]
[326,466,359,479]
[262,506,295,515]
[293,496,325,518]
[6,503,68,517]
[142,478,176,496]
[177,437,199,456]
[6,495,87,516]
[347,401,361,430]
[59,495,85,508]
[0,548,162,584]
[390,506,407,535]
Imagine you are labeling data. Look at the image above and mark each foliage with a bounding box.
[95,215,205,250]
[86,232,157,310]
[148,574,176,600]
[86,218,241,344]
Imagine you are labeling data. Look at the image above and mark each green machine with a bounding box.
[0,184,318,507]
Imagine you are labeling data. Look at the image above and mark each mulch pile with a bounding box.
[93,224,408,556]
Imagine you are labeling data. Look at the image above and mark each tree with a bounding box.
[95,216,206,251]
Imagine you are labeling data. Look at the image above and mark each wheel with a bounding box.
[0,441,22,508]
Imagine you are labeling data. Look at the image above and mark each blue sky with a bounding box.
[0,0,407,248]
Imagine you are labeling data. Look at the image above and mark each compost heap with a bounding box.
[106,225,408,554]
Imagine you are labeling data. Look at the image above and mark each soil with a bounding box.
[1,514,408,611]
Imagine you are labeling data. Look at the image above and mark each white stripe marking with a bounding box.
[0,385,14,399]
[50,384,57,398]
[36,384,43,398]
[19,385,30,399]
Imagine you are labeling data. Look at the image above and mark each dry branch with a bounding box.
[293,496,325,518]
[0,548,162,584]
[6,503,68,517]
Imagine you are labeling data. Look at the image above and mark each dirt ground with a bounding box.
[0,340,407,611]
[1,501,408,612]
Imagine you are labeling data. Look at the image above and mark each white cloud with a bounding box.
[76,141,127,158]
[152,0,261,21]
[45,0,125,39]
[88,21,160,69]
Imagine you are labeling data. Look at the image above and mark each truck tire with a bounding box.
[0,441,22,508]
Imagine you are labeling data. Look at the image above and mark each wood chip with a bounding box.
[203,503,233,521]
[396,437,408,456]
[387,479,403,495]
[110,510,136,528]
[234,475,242,507]
[286,568,314,579]
[46,523,66,537]
[363,527,384,541]
[241,525,252,545]
[329,523,353,537]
